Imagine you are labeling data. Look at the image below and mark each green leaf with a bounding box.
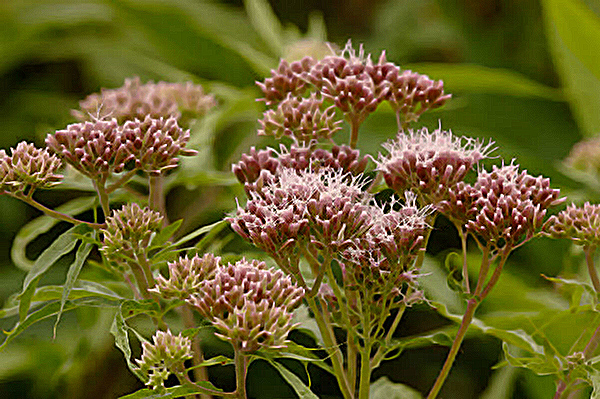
[110,308,145,381]
[53,234,95,337]
[17,224,91,322]
[120,299,161,319]
[1,297,118,351]
[541,0,600,136]
[501,342,561,375]
[243,0,284,55]
[370,377,423,399]
[170,219,227,248]
[401,63,564,102]
[149,219,182,250]
[11,196,97,271]
[265,359,319,399]
[542,274,598,309]
[119,384,221,399]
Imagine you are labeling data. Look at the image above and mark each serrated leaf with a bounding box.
[502,342,561,375]
[10,196,98,271]
[265,359,319,399]
[370,376,423,399]
[17,224,91,322]
[53,234,95,337]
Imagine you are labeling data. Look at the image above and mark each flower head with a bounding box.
[377,126,494,205]
[258,93,342,143]
[188,259,305,352]
[100,203,164,271]
[544,202,600,247]
[466,162,563,250]
[73,77,215,125]
[257,57,316,106]
[136,330,193,391]
[385,69,451,126]
[151,253,221,300]
[121,115,196,175]
[0,142,62,194]
[46,118,131,182]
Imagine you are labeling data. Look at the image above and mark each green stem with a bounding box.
[92,179,110,218]
[427,245,499,399]
[585,246,600,292]
[234,348,248,399]
[426,297,479,399]
[347,331,358,397]
[358,342,373,399]
[349,118,360,149]
[370,291,411,369]
[148,175,167,223]
[305,296,353,399]
[181,304,212,399]
[106,169,139,193]
[14,193,104,228]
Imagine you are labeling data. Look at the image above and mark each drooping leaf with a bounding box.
[11,196,97,271]
[53,232,95,336]
[110,308,146,381]
[17,224,91,322]
[265,358,319,399]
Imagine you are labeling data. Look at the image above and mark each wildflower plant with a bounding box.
[0,39,598,399]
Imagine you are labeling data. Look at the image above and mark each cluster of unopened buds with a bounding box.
[154,257,305,353]
[0,142,62,195]
[258,40,451,145]
[136,330,193,391]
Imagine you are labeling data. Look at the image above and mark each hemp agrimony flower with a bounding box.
[151,254,221,300]
[100,203,164,272]
[377,126,494,206]
[258,93,342,143]
[544,202,600,247]
[46,118,131,182]
[0,142,62,194]
[257,57,316,106]
[73,77,216,124]
[136,330,193,391]
[120,115,196,176]
[188,259,305,353]
[466,162,563,250]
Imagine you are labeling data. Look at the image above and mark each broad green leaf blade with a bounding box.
[11,196,97,271]
[17,224,91,322]
[266,359,318,399]
[53,235,95,336]
[110,308,145,381]
[1,297,118,351]
[119,384,222,399]
[541,0,600,136]
[370,377,423,399]
[401,63,564,102]
[479,361,519,399]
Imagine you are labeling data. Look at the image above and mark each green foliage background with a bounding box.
[0,0,598,398]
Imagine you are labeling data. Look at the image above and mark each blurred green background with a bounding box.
[1,0,599,398]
